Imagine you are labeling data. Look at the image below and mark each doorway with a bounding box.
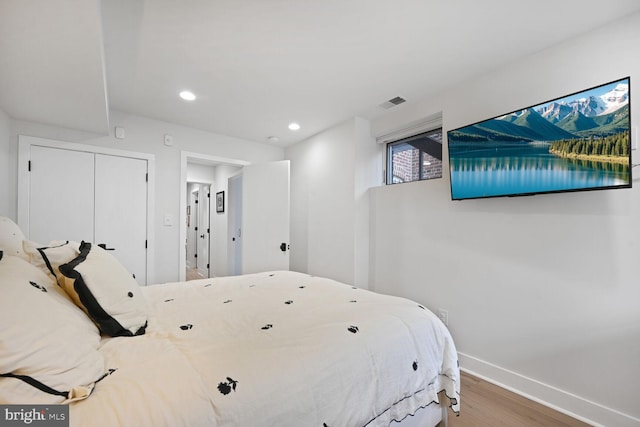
[180,152,249,282]
[186,183,211,280]
[179,152,290,281]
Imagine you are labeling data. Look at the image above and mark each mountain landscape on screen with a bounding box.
[447,77,631,200]
[449,81,629,143]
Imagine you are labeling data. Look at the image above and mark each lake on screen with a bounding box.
[449,143,630,199]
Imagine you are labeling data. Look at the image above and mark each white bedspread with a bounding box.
[70,271,460,426]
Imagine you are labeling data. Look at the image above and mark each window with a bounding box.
[386,128,442,184]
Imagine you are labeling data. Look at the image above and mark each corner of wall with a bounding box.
[0,109,14,219]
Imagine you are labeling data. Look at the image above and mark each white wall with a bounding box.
[354,117,382,288]
[0,108,11,218]
[370,12,640,426]
[8,110,284,283]
[286,117,379,287]
[187,163,216,183]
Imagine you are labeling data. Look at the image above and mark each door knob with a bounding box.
[200,234,205,239]
[97,243,115,251]
[280,242,289,252]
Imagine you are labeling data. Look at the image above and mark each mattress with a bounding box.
[69,271,460,426]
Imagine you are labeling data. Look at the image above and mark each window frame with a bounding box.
[385,127,443,185]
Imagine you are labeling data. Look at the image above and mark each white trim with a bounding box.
[17,135,156,285]
[458,352,640,427]
[178,151,250,281]
[375,111,442,144]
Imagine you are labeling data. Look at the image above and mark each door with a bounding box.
[196,184,211,278]
[95,154,148,284]
[228,174,243,275]
[24,144,149,284]
[28,146,95,243]
[186,188,198,268]
[240,160,290,274]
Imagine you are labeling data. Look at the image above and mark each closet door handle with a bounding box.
[97,243,115,251]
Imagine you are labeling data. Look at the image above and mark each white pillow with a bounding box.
[59,241,148,337]
[0,216,28,260]
[0,251,105,404]
[23,240,80,286]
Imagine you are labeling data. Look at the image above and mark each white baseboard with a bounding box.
[458,352,640,427]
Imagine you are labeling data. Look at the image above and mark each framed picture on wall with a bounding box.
[216,191,225,213]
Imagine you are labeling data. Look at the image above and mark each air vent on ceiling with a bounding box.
[379,96,407,109]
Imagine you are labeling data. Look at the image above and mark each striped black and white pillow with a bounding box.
[59,242,148,337]
[23,240,80,286]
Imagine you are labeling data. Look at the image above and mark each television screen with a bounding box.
[447,77,631,200]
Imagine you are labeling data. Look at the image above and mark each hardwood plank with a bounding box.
[185,268,205,281]
[447,371,592,427]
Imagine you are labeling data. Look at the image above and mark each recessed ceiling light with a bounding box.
[179,90,196,101]
[288,122,300,131]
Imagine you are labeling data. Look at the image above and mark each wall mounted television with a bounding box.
[447,77,631,200]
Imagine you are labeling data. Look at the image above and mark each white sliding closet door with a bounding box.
[28,146,95,243]
[95,154,148,284]
[22,141,149,285]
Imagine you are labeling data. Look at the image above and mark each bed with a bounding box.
[0,217,460,427]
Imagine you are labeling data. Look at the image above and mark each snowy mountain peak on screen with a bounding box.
[538,83,628,122]
[599,83,628,114]
[540,101,573,123]
[572,95,607,117]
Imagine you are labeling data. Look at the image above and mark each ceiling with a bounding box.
[2,0,640,147]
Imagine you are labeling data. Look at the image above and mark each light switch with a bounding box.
[163,214,174,226]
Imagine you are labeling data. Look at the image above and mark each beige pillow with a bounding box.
[23,240,80,286]
[59,242,148,337]
[0,252,105,404]
[0,216,28,260]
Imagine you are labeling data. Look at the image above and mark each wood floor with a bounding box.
[447,372,592,427]
[185,267,205,281]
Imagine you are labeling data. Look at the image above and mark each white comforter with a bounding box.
[70,271,460,426]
